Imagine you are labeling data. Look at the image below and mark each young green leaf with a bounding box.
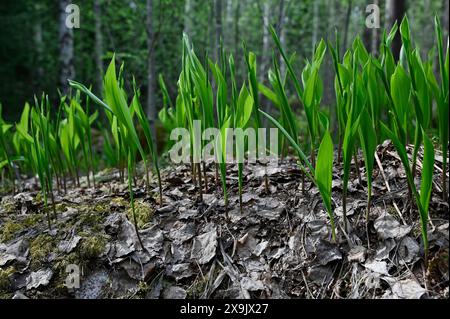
[315,131,336,241]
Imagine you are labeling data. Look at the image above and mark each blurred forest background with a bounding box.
[0,0,449,124]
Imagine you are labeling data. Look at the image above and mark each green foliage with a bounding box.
[315,131,335,241]
[70,56,162,249]
[131,78,163,204]
[358,108,377,234]
[381,123,434,262]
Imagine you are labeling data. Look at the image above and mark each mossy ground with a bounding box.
[79,235,107,260]
[0,266,14,292]
[126,199,154,228]
[0,221,23,242]
[30,234,56,268]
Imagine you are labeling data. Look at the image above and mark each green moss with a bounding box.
[126,199,153,228]
[23,214,42,227]
[30,234,55,267]
[93,203,109,213]
[33,191,44,205]
[186,276,208,298]
[0,267,15,292]
[0,221,23,242]
[134,281,150,298]
[111,197,128,207]
[54,254,76,271]
[80,211,103,226]
[0,198,16,214]
[0,292,13,299]
[79,235,107,260]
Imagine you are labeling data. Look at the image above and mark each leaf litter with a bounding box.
[0,142,448,299]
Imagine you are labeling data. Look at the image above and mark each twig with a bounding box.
[375,152,407,224]
[223,224,237,258]
[301,269,314,299]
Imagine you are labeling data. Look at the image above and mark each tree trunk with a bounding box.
[225,0,234,48]
[234,0,240,60]
[58,0,75,95]
[371,0,380,55]
[443,0,449,40]
[260,0,271,123]
[214,0,223,63]
[324,0,336,107]
[386,0,406,61]
[146,0,156,135]
[184,0,192,37]
[312,0,320,50]
[34,4,44,83]
[343,0,353,53]
[278,0,287,77]
[260,1,270,83]
[363,20,372,52]
[94,0,104,94]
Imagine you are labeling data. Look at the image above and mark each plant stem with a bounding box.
[10,167,15,195]
[191,156,197,186]
[196,162,203,202]
[310,145,316,168]
[443,166,448,202]
[225,196,229,220]
[337,138,343,163]
[238,162,243,213]
[301,170,305,194]
[46,209,52,230]
[86,163,91,188]
[75,168,80,187]
[130,196,145,250]
[330,216,336,242]
[156,168,163,205]
[55,174,61,194]
[203,161,208,192]
[264,165,269,194]
[128,155,145,251]
[411,123,421,180]
[50,189,57,220]
[342,188,348,233]
[366,191,372,250]
[354,151,362,185]
[145,165,150,193]
[63,176,67,194]
[215,163,219,185]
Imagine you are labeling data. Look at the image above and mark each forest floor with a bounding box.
[0,141,448,299]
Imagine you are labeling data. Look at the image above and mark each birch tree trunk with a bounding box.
[225,0,234,48]
[58,0,75,95]
[312,0,319,50]
[371,0,380,55]
[259,1,270,84]
[214,0,223,63]
[443,0,449,40]
[34,4,44,82]
[234,0,240,60]
[184,0,192,37]
[278,0,287,77]
[343,0,353,53]
[146,0,156,135]
[94,0,104,94]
